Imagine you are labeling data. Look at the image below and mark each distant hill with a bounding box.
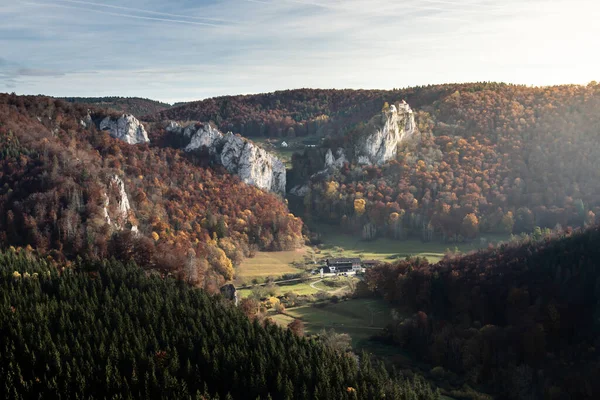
[144,86,469,138]
[62,96,172,117]
[146,88,396,137]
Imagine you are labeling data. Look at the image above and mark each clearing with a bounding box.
[237,280,319,298]
[314,223,509,263]
[235,223,509,286]
[273,298,396,348]
[237,276,358,299]
[252,136,322,168]
[234,247,309,285]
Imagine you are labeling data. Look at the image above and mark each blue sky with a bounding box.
[1,0,599,103]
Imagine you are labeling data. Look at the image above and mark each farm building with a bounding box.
[326,258,362,273]
[362,260,382,268]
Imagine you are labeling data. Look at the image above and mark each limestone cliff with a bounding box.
[103,175,138,232]
[99,114,150,145]
[220,133,286,196]
[287,101,419,194]
[324,148,348,169]
[355,102,415,165]
[168,122,286,196]
[315,102,416,172]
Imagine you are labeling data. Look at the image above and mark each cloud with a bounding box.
[0,56,66,91]
[21,1,226,27]
[54,0,235,23]
[15,68,65,77]
[1,0,599,101]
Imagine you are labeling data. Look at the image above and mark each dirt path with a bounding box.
[309,279,323,290]
[309,279,350,294]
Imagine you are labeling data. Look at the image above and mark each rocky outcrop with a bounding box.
[220,134,286,195]
[184,123,223,154]
[168,121,286,196]
[99,114,149,145]
[311,102,416,174]
[324,148,348,169]
[165,120,181,132]
[80,113,92,128]
[102,193,111,226]
[355,102,415,165]
[103,175,138,232]
[287,102,422,195]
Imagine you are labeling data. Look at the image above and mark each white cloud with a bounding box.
[1,0,599,102]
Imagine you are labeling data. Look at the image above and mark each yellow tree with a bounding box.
[462,213,479,238]
[354,198,366,216]
[501,211,515,233]
[325,181,339,200]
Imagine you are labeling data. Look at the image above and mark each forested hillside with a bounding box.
[0,248,439,400]
[145,85,491,139]
[0,94,302,290]
[145,84,600,243]
[62,96,172,117]
[296,83,600,242]
[147,89,394,138]
[362,227,600,399]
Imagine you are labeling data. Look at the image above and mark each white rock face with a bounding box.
[80,113,93,128]
[165,121,181,132]
[100,114,149,145]
[104,175,138,232]
[356,102,416,165]
[112,175,131,222]
[221,133,286,195]
[185,124,224,154]
[181,123,286,195]
[102,193,111,225]
[324,148,348,169]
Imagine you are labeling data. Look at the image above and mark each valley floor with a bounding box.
[236,227,510,285]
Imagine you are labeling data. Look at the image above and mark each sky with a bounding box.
[1,0,599,103]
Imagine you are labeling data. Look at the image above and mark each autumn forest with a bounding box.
[2,83,600,399]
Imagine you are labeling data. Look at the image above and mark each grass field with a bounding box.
[237,276,357,298]
[235,222,509,287]
[281,298,396,348]
[311,276,357,294]
[251,137,311,167]
[314,223,510,263]
[237,280,320,298]
[234,247,308,285]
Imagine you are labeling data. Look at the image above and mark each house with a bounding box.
[281,141,289,147]
[362,260,381,268]
[326,258,362,274]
